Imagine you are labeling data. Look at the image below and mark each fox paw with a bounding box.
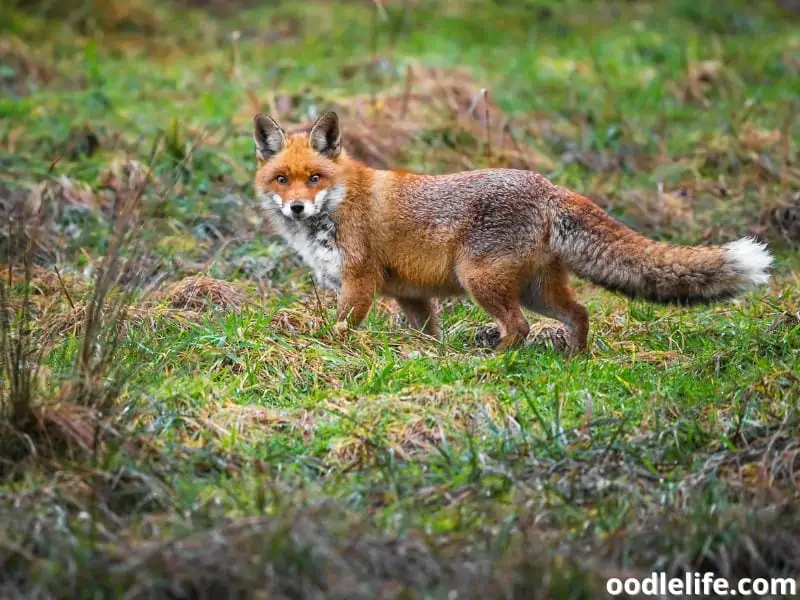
[473,326,501,349]
[332,321,350,337]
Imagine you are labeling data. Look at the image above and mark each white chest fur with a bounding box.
[277,215,342,290]
[261,186,346,291]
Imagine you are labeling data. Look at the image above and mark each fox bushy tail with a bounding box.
[551,194,773,304]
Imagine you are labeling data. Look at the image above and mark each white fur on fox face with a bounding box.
[279,186,340,219]
[281,200,317,219]
[315,184,346,212]
[259,184,346,219]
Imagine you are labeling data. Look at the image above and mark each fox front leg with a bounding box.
[334,274,376,334]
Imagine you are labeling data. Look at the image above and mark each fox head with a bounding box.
[253,111,345,221]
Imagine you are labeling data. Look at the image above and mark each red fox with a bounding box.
[253,111,773,352]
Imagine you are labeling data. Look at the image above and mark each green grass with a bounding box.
[1,0,799,597]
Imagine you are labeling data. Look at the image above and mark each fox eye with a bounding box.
[308,174,321,185]
[275,175,288,185]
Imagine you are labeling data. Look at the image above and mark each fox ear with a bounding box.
[253,114,286,161]
[308,111,341,158]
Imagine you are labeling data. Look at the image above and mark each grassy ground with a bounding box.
[1,0,799,598]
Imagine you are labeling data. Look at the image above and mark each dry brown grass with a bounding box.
[100,157,153,193]
[0,38,55,95]
[667,60,737,107]
[319,391,504,463]
[14,0,162,34]
[680,423,800,505]
[43,302,204,340]
[160,274,247,312]
[761,192,800,247]
[33,399,124,456]
[610,187,692,231]
[137,389,509,468]
[1,176,103,263]
[251,65,555,173]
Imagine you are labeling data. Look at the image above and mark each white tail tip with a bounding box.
[724,237,773,287]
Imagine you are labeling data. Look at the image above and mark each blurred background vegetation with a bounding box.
[1,1,799,598]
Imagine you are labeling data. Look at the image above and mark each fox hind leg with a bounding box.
[458,261,530,351]
[396,297,440,338]
[521,261,589,354]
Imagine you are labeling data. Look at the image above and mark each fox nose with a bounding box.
[290,202,304,215]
